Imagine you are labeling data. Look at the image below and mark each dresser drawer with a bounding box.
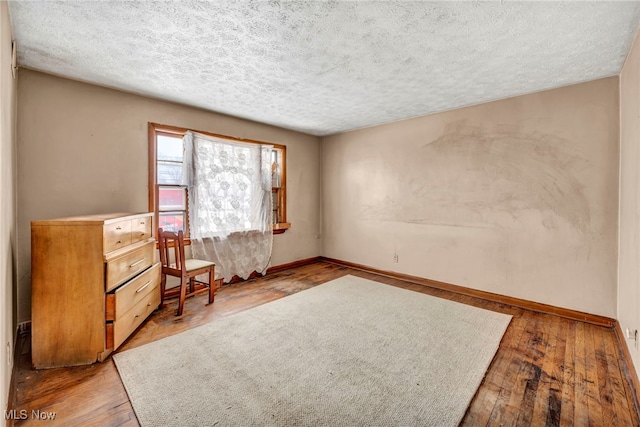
[110,288,160,350]
[105,263,160,321]
[104,219,132,253]
[131,217,152,244]
[105,241,155,292]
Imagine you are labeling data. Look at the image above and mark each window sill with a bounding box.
[157,224,290,247]
[273,223,291,235]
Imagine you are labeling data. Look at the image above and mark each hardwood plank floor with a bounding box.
[7,261,640,426]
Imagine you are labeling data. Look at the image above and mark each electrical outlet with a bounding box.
[393,253,399,263]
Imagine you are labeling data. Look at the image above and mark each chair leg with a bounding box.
[208,267,215,305]
[177,277,187,316]
[160,273,167,307]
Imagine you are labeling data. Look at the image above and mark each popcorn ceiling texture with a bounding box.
[8,1,640,136]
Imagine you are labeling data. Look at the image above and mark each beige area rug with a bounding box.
[113,275,512,427]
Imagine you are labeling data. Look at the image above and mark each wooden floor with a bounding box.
[7,261,640,426]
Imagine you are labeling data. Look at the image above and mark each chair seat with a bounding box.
[170,258,216,272]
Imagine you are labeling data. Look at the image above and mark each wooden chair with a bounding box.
[157,228,216,316]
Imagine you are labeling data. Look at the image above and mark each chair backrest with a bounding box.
[157,228,187,276]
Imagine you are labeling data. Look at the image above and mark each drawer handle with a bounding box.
[116,226,122,230]
[129,258,146,268]
[135,313,140,318]
[116,240,122,244]
[140,232,146,237]
[136,281,152,293]
[140,221,145,225]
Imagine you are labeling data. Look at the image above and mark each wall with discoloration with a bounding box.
[323,78,619,317]
[619,27,640,376]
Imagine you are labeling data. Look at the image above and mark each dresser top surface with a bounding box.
[32,212,152,226]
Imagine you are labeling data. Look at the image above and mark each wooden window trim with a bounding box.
[148,122,290,239]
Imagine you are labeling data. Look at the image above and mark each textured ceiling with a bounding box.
[8,1,640,136]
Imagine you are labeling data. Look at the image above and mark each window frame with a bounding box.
[148,122,290,240]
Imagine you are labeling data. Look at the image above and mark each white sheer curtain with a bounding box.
[183,131,273,282]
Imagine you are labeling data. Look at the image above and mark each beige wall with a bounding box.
[322,78,620,318]
[16,69,321,323]
[0,0,16,412]
[619,28,640,375]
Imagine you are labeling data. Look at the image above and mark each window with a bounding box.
[148,123,290,237]
[271,147,286,225]
[157,133,188,233]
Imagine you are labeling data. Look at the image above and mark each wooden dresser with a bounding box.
[31,212,161,369]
